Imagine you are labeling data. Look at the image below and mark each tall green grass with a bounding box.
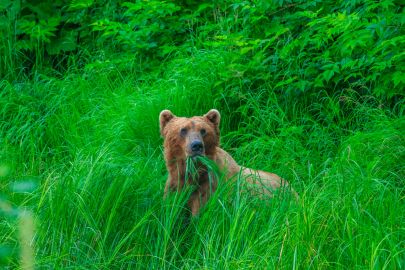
[1,48,404,269]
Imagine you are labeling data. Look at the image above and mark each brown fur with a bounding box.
[160,109,296,216]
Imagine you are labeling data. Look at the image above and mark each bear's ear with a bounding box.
[204,109,220,126]
[159,110,176,137]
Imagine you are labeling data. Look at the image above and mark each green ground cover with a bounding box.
[1,1,404,269]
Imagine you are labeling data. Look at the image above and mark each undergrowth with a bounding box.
[0,0,404,269]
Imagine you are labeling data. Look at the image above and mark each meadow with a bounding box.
[1,1,404,269]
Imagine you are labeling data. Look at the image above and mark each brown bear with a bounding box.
[160,109,295,216]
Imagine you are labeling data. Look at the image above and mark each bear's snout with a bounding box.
[190,140,204,156]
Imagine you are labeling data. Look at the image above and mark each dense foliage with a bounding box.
[1,0,404,98]
[0,0,404,269]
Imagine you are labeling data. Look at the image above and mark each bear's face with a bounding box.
[160,109,220,160]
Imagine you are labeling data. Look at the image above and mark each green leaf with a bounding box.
[46,30,78,55]
[68,0,94,10]
[392,71,405,88]
[274,77,295,89]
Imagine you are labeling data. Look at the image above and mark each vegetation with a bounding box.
[1,0,404,269]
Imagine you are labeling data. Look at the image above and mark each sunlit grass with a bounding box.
[0,50,404,269]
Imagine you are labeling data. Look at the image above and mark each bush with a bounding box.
[1,0,403,100]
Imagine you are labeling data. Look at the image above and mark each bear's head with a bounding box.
[159,109,220,161]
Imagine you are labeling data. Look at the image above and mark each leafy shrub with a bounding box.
[0,0,122,77]
[189,0,404,99]
[1,0,403,100]
[92,1,183,55]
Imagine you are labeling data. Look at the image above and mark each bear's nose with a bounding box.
[190,140,203,154]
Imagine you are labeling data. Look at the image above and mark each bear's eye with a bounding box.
[180,128,188,136]
[200,128,206,136]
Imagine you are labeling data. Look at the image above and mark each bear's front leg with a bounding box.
[187,181,213,216]
[188,190,204,216]
[163,175,185,198]
[163,178,172,198]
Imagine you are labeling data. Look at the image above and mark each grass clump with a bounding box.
[1,53,404,269]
